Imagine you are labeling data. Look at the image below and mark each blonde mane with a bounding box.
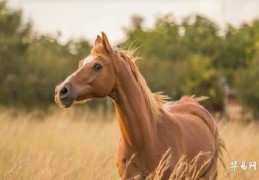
[91,45,169,121]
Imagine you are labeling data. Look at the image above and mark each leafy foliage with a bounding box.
[0,3,258,118]
[0,2,91,108]
[122,14,259,116]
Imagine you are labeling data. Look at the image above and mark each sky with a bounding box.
[7,0,259,44]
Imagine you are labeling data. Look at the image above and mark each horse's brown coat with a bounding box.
[55,32,224,179]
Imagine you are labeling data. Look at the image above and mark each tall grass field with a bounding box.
[0,108,258,179]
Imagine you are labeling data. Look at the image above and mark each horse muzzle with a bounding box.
[55,83,75,108]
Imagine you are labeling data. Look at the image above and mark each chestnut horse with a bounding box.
[55,32,224,179]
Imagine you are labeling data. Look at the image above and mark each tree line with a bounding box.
[0,2,258,119]
[122,15,259,119]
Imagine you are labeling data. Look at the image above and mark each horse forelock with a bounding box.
[91,44,113,62]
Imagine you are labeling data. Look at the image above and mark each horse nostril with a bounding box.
[60,86,69,98]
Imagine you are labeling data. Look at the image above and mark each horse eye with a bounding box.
[93,63,102,72]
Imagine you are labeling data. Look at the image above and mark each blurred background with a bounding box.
[0,0,259,179]
[1,0,259,121]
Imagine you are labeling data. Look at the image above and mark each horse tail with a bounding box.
[215,128,230,179]
[218,134,227,169]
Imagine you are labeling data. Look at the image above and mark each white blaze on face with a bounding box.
[64,55,96,83]
[83,55,95,66]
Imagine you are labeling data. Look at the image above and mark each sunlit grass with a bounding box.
[0,108,119,180]
[0,108,258,179]
[218,121,259,180]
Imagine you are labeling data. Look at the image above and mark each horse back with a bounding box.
[163,96,216,134]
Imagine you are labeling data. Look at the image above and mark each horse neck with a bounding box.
[110,62,157,150]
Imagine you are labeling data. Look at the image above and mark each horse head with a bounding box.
[55,32,117,108]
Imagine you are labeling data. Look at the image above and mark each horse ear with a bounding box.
[101,32,113,54]
[95,35,102,45]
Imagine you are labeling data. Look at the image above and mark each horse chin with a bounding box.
[63,100,74,108]
[74,98,92,104]
[55,95,74,108]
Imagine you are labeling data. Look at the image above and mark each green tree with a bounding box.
[0,2,92,108]
[122,14,224,111]
[0,1,31,106]
[235,34,259,119]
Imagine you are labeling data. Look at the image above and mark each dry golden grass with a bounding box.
[217,121,259,180]
[0,108,258,180]
[146,150,213,180]
[0,107,119,180]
